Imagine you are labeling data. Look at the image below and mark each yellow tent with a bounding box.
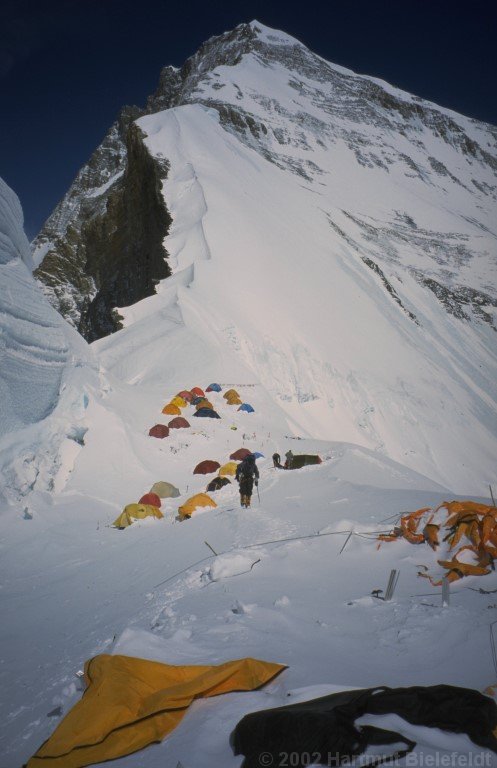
[113,504,164,529]
[170,395,187,408]
[223,388,239,400]
[178,493,217,520]
[162,403,181,415]
[226,396,243,405]
[218,461,238,477]
[27,654,286,768]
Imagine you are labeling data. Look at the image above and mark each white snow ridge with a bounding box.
[1,20,497,768]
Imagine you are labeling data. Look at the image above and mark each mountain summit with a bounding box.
[30,21,497,491]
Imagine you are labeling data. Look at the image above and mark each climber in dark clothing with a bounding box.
[235,454,259,508]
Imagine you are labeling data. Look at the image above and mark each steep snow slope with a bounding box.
[130,92,496,494]
[0,177,96,500]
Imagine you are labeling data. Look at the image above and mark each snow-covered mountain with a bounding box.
[32,20,497,493]
[2,21,497,768]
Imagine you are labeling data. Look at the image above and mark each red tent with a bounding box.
[230,448,252,461]
[149,424,169,439]
[139,492,162,508]
[193,460,221,475]
[177,390,193,402]
[190,387,205,398]
[168,417,190,429]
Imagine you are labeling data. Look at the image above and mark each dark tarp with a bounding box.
[289,454,321,469]
[194,408,220,418]
[232,684,497,767]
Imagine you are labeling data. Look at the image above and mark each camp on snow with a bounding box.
[194,408,220,418]
[149,424,169,439]
[178,493,217,519]
[193,460,221,475]
[113,504,164,529]
[150,481,180,498]
[168,416,190,429]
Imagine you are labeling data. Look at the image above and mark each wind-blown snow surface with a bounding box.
[0,178,96,500]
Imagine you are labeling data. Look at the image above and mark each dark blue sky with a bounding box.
[1,0,496,239]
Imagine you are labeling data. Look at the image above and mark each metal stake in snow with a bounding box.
[442,577,450,607]
[490,485,496,509]
[384,569,399,601]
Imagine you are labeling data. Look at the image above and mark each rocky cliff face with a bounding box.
[33,20,497,341]
[33,107,171,341]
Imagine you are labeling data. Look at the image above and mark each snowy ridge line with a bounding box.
[151,526,390,590]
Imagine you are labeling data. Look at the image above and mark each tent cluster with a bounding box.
[126,383,258,527]
[179,448,264,520]
[378,500,497,585]
[113,482,180,529]
[149,384,256,439]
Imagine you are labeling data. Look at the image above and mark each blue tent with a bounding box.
[206,383,222,392]
[238,403,255,413]
[253,452,265,458]
[193,408,221,419]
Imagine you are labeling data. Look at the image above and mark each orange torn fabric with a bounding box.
[27,655,286,768]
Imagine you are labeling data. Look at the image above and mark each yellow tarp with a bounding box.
[28,654,285,768]
[178,493,216,520]
[218,461,238,477]
[113,503,163,529]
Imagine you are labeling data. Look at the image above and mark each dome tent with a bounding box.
[194,408,220,419]
[178,493,217,520]
[193,460,221,475]
[238,403,255,413]
[177,390,193,402]
[150,481,180,498]
[206,383,222,392]
[113,504,164,529]
[206,476,231,492]
[170,396,187,408]
[149,424,169,439]
[190,387,205,398]
[223,389,239,400]
[139,493,161,507]
[230,448,252,461]
[168,416,190,429]
[162,403,181,416]
[195,399,213,410]
[218,461,238,477]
